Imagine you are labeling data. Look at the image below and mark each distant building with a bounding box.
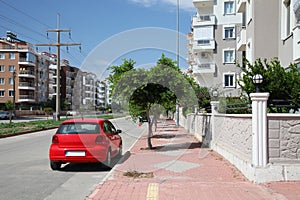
[0,31,48,109]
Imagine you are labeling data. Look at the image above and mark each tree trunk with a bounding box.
[146,109,153,149]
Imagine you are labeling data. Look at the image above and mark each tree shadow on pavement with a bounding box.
[152,142,201,152]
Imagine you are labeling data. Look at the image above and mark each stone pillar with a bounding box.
[210,101,219,145]
[250,93,269,167]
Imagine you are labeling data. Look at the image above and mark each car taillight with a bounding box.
[95,135,107,145]
[52,135,59,144]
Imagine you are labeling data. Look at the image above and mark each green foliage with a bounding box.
[5,100,14,111]
[107,58,136,92]
[238,58,300,113]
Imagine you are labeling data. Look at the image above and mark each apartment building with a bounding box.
[81,71,97,110]
[0,32,49,110]
[187,0,243,97]
[236,0,300,68]
[95,80,107,108]
[188,0,300,98]
[0,31,113,113]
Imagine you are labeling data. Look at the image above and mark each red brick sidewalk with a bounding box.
[87,120,300,200]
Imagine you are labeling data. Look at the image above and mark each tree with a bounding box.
[5,100,14,123]
[238,58,300,113]
[110,55,198,149]
[107,58,136,92]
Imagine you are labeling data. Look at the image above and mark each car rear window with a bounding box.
[57,123,100,134]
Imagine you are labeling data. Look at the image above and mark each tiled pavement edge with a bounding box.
[87,120,300,200]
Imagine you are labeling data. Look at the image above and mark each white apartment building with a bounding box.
[188,0,243,97]
[188,0,300,98]
[236,0,300,68]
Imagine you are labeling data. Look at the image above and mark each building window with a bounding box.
[9,53,15,60]
[0,53,4,59]
[0,90,4,97]
[224,73,236,87]
[9,90,14,97]
[223,26,235,39]
[223,49,235,63]
[9,78,14,85]
[224,1,234,15]
[0,78,4,84]
[9,65,15,72]
[0,66,4,72]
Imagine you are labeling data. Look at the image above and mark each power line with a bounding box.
[0,0,51,29]
[36,14,81,121]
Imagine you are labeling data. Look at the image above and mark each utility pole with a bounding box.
[175,0,180,126]
[37,14,80,121]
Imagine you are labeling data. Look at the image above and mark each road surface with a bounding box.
[0,117,146,200]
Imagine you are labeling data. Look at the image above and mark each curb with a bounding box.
[86,124,148,200]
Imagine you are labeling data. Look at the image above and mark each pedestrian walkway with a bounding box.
[87,120,300,200]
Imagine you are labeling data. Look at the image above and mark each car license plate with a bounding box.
[65,151,85,156]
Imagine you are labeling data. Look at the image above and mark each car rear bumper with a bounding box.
[49,145,108,163]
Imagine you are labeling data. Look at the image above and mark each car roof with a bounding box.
[61,118,108,124]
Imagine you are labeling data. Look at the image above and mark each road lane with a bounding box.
[0,117,146,200]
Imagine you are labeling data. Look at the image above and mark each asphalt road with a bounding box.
[0,117,146,200]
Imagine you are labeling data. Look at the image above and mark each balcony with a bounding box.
[193,39,215,51]
[237,0,246,13]
[293,24,300,62]
[192,15,216,27]
[192,63,216,74]
[18,95,35,102]
[236,27,246,51]
[193,0,214,8]
[18,58,36,67]
[18,70,35,79]
[19,82,35,90]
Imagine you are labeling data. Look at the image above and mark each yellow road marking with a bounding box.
[146,183,159,200]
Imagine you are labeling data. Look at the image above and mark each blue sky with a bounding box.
[0,0,195,78]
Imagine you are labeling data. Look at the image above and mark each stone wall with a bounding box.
[214,114,252,161]
[180,107,300,183]
[268,114,300,163]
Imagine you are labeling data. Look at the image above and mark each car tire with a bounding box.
[50,161,61,170]
[103,149,111,169]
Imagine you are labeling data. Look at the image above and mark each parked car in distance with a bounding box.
[66,111,77,116]
[0,111,15,119]
[49,118,122,170]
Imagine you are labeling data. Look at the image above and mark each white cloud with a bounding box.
[128,0,194,12]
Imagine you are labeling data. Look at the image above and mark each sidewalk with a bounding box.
[87,120,300,200]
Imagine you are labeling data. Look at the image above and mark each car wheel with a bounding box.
[50,161,61,170]
[103,149,111,169]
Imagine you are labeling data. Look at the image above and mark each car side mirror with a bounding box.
[116,129,122,134]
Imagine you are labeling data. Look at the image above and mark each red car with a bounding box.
[49,118,122,170]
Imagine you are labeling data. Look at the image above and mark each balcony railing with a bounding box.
[19,70,35,78]
[193,39,215,51]
[18,95,35,102]
[192,63,216,74]
[192,15,216,26]
[236,27,246,51]
[19,82,35,87]
[193,0,214,8]
[293,24,300,62]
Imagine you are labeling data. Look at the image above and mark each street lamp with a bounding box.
[252,74,263,92]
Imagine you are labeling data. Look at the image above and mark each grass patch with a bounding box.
[123,170,154,178]
[0,114,125,136]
